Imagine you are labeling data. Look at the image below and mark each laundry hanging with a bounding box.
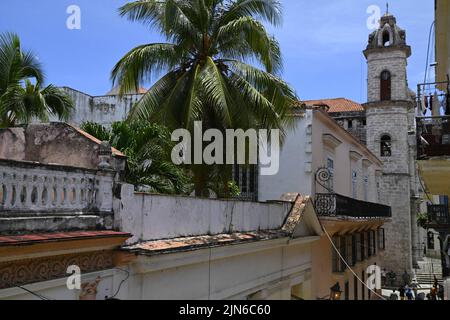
[429,94,433,113]
[423,95,429,115]
[432,92,440,117]
[446,93,450,116]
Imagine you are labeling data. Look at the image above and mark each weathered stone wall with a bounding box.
[366,105,414,276]
[366,50,409,102]
[366,106,410,174]
[377,173,413,274]
[0,123,125,171]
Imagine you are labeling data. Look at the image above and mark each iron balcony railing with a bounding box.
[427,204,450,225]
[315,193,392,218]
[417,116,450,159]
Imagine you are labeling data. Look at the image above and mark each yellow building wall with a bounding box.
[311,231,384,300]
[435,0,450,87]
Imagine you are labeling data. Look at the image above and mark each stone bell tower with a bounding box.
[363,12,417,276]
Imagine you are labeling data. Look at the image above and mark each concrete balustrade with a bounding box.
[0,159,114,214]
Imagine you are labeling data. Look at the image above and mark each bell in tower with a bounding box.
[364,11,412,103]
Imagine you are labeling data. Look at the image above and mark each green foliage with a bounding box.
[112,0,296,196]
[417,212,429,229]
[80,122,111,142]
[81,121,189,195]
[227,181,241,197]
[0,32,74,128]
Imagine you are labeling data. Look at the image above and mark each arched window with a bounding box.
[382,30,391,47]
[380,71,391,101]
[380,135,392,157]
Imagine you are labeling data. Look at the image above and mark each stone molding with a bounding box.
[0,250,114,290]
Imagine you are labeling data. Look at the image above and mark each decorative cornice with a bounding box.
[323,134,343,150]
[350,151,363,161]
[362,159,373,168]
[0,250,114,290]
[363,45,411,58]
[363,100,415,110]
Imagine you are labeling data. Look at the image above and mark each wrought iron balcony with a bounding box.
[315,193,392,218]
[427,204,450,226]
[417,116,450,159]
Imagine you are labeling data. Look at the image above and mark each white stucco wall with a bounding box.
[118,238,315,300]
[259,110,382,203]
[115,184,291,244]
[258,111,314,201]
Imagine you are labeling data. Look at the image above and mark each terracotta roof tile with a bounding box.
[71,125,126,157]
[124,231,288,255]
[302,98,364,113]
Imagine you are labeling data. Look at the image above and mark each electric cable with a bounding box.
[108,267,130,299]
[17,285,54,300]
[323,226,387,300]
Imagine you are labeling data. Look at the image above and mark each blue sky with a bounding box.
[0,0,434,103]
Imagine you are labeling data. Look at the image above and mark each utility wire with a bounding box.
[109,268,130,299]
[323,226,387,300]
[17,285,54,300]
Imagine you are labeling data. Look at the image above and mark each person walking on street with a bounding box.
[438,284,444,300]
[389,289,399,300]
[405,287,414,300]
[399,286,406,300]
[410,279,421,299]
[402,270,411,286]
[430,285,437,300]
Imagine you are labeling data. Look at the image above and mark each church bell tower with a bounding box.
[363,11,417,275]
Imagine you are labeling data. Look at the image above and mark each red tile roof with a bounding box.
[0,231,131,246]
[71,125,126,157]
[125,231,288,255]
[302,98,364,113]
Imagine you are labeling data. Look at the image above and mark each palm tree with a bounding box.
[112,0,297,196]
[0,32,74,128]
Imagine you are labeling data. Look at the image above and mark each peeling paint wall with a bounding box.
[0,123,123,170]
[115,184,291,244]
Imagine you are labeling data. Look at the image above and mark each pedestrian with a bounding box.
[399,286,406,300]
[406,287,414,300]
[416,292,426,300]
[402,270,411,286]
[438,284,444,301]
[381,268,387,287]
[433,275,438,288]
[430,286,437,300]
[389,290,399,300]
[410,279,421,298]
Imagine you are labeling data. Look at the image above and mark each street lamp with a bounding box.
[330,282,342,300]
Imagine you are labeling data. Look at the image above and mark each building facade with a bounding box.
[0,123,326,300]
